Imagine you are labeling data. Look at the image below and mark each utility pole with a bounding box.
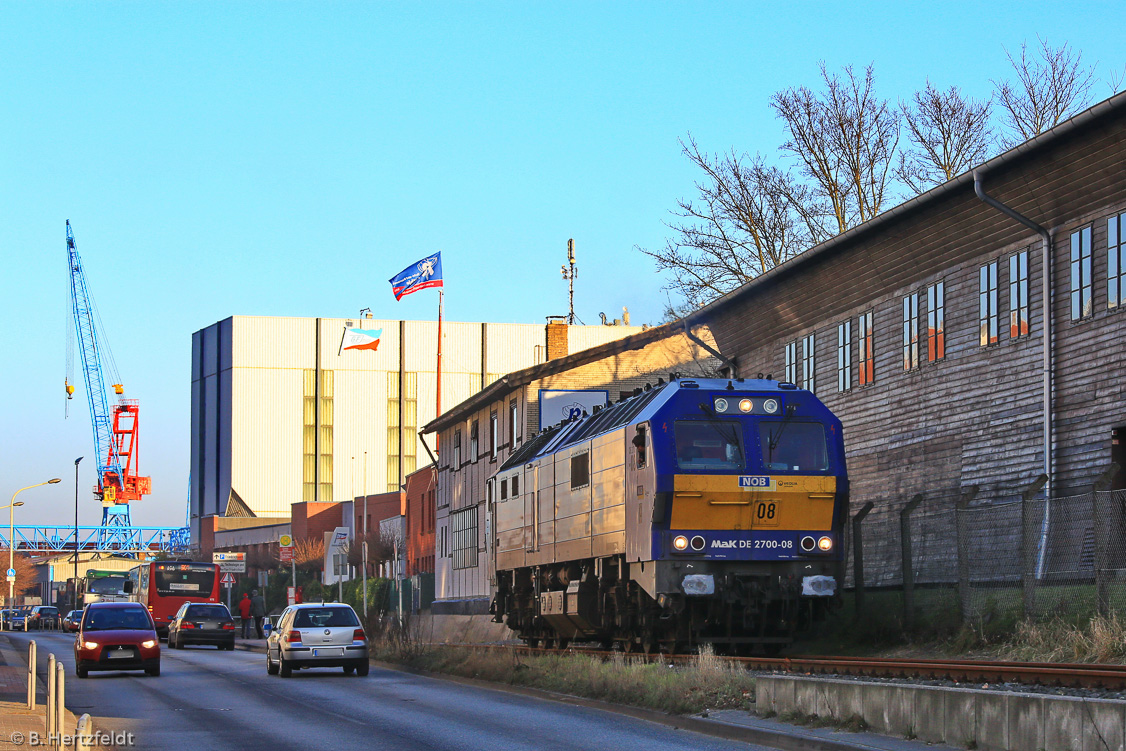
[74,457,83,613]
[561,239,577,324]
[362,451,368,618]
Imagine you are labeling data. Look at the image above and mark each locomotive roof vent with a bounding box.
[778,382,798,390]
[680,380,699,388]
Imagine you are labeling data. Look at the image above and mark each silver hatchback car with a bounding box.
[265,603,369,677]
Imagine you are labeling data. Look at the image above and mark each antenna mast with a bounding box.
[561,239,577,324]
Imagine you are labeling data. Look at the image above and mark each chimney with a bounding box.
[546,320,569,360]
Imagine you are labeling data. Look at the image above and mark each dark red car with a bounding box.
[74,602,161,678]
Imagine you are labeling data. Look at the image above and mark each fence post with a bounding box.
[1092,463,1119,618]
[46,653,56,745]
[851,502,874,619]
[26,640,36,709]
[1021,475,1049,620]
[900,493,924,632]
[955,486,979,626]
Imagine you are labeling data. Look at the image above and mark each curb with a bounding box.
[234,639,924,751]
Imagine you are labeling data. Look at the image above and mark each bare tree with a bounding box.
[640,135,828,318]
[993,38,1096,146]
[344,529,395,577]
[897,81,994,192]
[772,63,900,232]
[2,550,40,597]
[290,537,325,573]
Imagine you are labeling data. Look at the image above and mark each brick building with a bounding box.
[404,466,437,577]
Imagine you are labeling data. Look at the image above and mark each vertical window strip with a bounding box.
[509,400,518,447]
[785,341,797,384]
[1109,213,1126,310]
[1071,226,1093,320]
[303,368,315,501]
[801,334,815,393]
[902,293,919,371]
[837,321,851,392]
[1009,251,1030,338]
[927,282,945,361]
[858,311,874,386]
[979,261,999,346]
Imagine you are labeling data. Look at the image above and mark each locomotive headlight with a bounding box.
[763,399,780,414]
[690,535,706,551]
[738,398,753,413]
[818,536,833,552]
[714,398,729,413]
[673,535,689,551]
[800,536,816,552]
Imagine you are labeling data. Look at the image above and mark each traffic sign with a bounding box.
[219,561,246,574]
[279,546,294,563]
[279,534,293,548]
[220,573,236,586]
[5,567,14,578]
[212,552,246,562]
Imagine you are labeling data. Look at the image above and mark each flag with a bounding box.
[389,252,443,300]
[339,327,382,354]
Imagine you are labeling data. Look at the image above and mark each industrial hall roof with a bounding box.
[683,89,1126,331]
[423,320,689,433]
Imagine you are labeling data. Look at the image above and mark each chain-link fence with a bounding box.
[843,490,1126,631]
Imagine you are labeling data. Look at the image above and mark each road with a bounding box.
[8,632,780,751]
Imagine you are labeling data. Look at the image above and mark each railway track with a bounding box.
[447,644,1126,691]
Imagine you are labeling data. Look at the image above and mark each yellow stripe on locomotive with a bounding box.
[669,474,837,531]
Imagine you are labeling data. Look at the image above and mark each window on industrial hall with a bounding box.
[858,311,874,386]
[470,420,479,461]
[1009,250,1030,338]
[387,372,419,492]
[801,334,815,393]
[490,412,498,459]
[837,321,851,392]
[511,474,519,496]
[509,400,518,447]
[318,370,333,501]
[979,260,999,346]
[1071,226,1093,320]
[1108,213,1126,310]
[303,369,315,502]
[784,340,797,384]
[570,452,590,489]
[451,507,478,570]
[927,281,945,361]
[902,293,919,371]
[453,429,462,468]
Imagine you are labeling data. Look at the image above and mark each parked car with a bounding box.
[62,610,83,632]
[74,602,160,678]
[265,602,368,677]
[28,606,60,630]
[168,603,236,650]
[5,609,30,630]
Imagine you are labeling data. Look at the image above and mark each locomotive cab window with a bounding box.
[758,422,829,473]
[674,421,744,470]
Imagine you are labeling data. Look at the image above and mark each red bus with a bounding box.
[126,561,221,636]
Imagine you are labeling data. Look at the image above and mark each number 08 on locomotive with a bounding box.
[489,376,848,653]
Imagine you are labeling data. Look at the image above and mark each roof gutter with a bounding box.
[973,169,1053,577]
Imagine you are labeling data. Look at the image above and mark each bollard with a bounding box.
[54,661,65,747]
[27,640,36,709]
[75,714,93,751]
[47,653,56,744]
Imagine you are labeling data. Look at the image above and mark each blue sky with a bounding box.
[2,1,1122,527]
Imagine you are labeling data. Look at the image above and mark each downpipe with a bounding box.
[973,170,1053,578]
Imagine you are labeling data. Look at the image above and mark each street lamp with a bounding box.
[74,458,83,613]
[7,478,61,609]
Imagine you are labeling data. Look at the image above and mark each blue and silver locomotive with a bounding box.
[489,376,848,653]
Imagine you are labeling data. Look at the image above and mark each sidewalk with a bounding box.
[0,634,61,749]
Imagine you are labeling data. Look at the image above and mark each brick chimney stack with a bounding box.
[546,321,569,361]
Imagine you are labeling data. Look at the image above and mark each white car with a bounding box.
[265,603,369,677]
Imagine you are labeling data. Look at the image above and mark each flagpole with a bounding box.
[436,289,443,428]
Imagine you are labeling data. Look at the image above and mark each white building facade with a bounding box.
[189,315,643,542]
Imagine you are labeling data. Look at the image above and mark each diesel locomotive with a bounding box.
[488,376,848,653]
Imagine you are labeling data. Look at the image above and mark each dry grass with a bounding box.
[371,642,756,715]
[993,614,1126,663]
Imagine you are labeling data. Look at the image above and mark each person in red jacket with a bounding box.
[238,593,252,638]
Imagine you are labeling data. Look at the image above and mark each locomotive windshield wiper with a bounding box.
[767,405,797,461]
[697,403,741,449]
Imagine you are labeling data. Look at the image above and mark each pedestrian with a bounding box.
[251,589,266,639]
[238,592,252,638]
